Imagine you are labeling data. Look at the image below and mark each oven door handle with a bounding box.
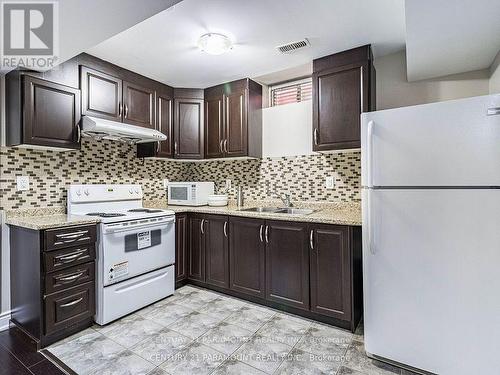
[103,218,174,234]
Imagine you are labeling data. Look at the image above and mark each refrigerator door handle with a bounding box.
[367,120,374,187]
[367,189,375,254]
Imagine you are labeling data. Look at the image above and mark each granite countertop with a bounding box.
[145,199,362,226]
[5,207,101,230]
[4,200,361,230]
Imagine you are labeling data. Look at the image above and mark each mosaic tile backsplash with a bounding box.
[187,152,361,202]
[0,138,361,211]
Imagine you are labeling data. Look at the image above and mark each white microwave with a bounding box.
[167,182,215,206]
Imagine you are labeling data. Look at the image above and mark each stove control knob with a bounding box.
[76,189,82,196]
[84,189,90,196]
[134,188,140,194]
[129,188,133,194]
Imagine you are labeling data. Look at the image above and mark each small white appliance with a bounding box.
[167,182,215,206]
[361,94,500,375]
[207,194,229,207]
[81,116,166,144]
[67,184,176,325]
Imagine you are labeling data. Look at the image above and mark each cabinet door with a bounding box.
[80,66,122,122]
[204,96,224,158]
[224,91,247,157]
[310,225,351,320]
[157,94,173,157]
[174,98,204,159]
[23,75,81,149]
[188,216,205,282]
[175,214,188,283]
[123,81,155,129]
[205,216,229,289]
[229,217,265,298]
[265,220,309,310]
[312,63,367,151]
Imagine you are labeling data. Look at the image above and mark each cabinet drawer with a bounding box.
[44,282,95,335]
[45,262,95,295]
[44,244,95,273]
[44,225,96,251]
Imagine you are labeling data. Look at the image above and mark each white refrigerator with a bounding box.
[361,94,500,375]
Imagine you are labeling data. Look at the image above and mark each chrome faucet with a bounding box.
[268,190,293,207]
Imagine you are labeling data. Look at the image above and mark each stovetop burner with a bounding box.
[128,208,164,213]
[86,212,127,218]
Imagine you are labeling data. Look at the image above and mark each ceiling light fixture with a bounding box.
[198,33,233,55]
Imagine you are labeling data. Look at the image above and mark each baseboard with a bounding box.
[0,310,11,331]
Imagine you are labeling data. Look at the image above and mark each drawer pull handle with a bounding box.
[55,249,86,263]
[56,271,84,282]
[60,297,83,308]
[54,230,90,245]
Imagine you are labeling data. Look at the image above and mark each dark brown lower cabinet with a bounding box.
[188,215,206,282]
[9,224,97,348]
[309,224,351,320]
[175,214,188,284]
[229,217,265,298]
[184,213,362,332]
[265,220,310,310]
[205,215,229,289]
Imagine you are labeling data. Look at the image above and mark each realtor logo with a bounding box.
[1,1,58,69]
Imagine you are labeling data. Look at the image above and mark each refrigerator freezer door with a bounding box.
[362,188,500,375]
[361,94,500,187]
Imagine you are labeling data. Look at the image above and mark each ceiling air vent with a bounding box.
[276,39,310,54]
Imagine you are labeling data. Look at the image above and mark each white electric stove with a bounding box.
[67,184,176,325]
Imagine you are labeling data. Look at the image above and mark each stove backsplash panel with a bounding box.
[1,138,360,211]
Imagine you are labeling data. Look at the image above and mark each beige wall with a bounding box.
[375,51,490,110]
[490,51,500,94]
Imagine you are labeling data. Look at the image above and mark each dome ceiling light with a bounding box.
[198,33,233,55]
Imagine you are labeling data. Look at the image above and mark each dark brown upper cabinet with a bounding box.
[80,66,122,122]
[173,88,204,159]
[204,79,262,159]
[312,45,376,151]
[6,72,81,150]
[229,217,266,299]
[137,86,174,158]
[265,220,310,311]
[122,81,155,129]
[80,65,155,130]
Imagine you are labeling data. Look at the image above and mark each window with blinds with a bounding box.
[270,78,312,107]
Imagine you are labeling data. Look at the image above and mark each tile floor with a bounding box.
[47,286,415,375]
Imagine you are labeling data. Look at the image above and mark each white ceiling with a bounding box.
[405,0,500,81]
[58,0,182,65]
[87,0,406,87]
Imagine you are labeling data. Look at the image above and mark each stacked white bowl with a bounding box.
[207,194,229,206]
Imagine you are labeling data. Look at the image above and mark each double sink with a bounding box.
[240,207,315,216]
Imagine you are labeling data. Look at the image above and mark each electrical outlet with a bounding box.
[163,179,169,189]
[325,176,335,189]
[225,179,231,190]
[17,176,30,191]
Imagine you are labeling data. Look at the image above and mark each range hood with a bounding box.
[81,116,166,144]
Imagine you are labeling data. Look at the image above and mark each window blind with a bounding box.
[271,79,312,107]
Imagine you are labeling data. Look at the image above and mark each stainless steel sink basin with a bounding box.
[240,207,283,213]
[275,208,315,215]
[240,207,315,215]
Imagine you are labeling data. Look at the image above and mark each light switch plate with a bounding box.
[325,176,335,189]
[163,179,169,189]
[17,176,29,191]
[225,179,231,190]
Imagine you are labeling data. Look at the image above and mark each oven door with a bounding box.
[101,216,175,286]
[168,184,191,205]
